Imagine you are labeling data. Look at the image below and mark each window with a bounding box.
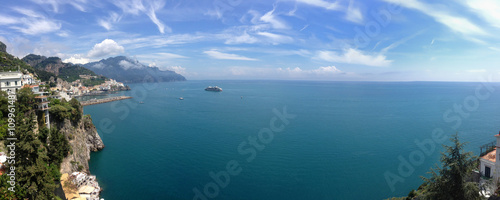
[5,81,9,86]
[15,81,17,85]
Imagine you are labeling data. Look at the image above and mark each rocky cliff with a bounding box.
[58,115,104,174]
[0,41,6,53]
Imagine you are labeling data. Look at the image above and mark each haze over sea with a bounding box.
[84,80,500,200]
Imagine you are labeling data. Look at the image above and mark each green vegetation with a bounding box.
[387,134,480,200]
[81,75,106,87]
[0,91,8,140]
[0,88,73,199]
[49,98,82,124]
[34,68,56,82]
[0,50,34,73]
[58,64,102,83]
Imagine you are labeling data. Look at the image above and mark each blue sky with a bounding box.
[0,0,499,81]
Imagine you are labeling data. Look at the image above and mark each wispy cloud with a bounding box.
[383,0,486,36]
[204,50,257,61]
[112,0,170,34]
[256,32,294,44]
[296,0,341,10]
[155,52,187,59]
[0,15,19,25]
[260,6,288,29]
[98,12,121,31]
[315,48,392,67]
[345,0,363,23]
[30,0,88,13]
[464,0,500,28]
[7,7,61,35]
[381,29,426,54]
[224,31,259,44]
[227,65,346,80]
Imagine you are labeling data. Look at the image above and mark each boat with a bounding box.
[179,97,184,100]
[205,86,222,92]
[139,101,144,104]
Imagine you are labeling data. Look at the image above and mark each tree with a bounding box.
[1,96,58,199]
[47,127,71,165]
[420,134,479,200]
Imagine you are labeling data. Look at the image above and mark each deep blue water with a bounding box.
[85,80,500,199]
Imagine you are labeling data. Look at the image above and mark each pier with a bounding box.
[80,96,132,106]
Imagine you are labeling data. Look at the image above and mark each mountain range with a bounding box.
[22,54,101,82]
[83,56,186,83]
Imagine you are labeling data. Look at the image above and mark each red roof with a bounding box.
[482,148,497,162]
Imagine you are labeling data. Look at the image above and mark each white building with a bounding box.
[0,71,23,92]
[22,74,33,85]
[480,133,500,180]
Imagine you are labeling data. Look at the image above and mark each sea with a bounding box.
[83,80,500,200]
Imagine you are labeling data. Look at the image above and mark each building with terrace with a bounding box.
[35,94,50,129]
[0,71,23,92]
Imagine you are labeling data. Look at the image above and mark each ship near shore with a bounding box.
[205,86,222,92]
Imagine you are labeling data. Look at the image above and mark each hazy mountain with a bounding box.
[83,56,186,83]
[22,54,102,82]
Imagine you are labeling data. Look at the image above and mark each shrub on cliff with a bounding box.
[49,98,83,124]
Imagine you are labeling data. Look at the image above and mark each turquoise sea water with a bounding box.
[85,81,500,199]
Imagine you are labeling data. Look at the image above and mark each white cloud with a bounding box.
[345,0,363,23]
[465,0,500,28]
[383,0,486,36]
[227,66,344,79]
[30,0,88,13]
[204,50,257,61]
[277,66,342,75]
[87,39,125,58]
[156,52,187,59]
[12,19,61,35]
[166,66,186,75]
[296,0,341,10]
[98,12,121,31]
[315,48,392,67]
[92,62,106,69]
[225,31,259,44]
[145,0,170,34]
[256,32,294,44]
[8,7,61,35]
[260,6,288,29]
[312,66,342,73]
[63,54,90,64]
[0,15,18,25]
[119,60,143,70]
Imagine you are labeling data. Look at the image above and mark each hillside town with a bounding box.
[0,70,128,101]
[0,70,122,200]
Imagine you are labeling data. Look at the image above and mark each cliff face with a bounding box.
[58,115,104,174]
[0,41,6,53]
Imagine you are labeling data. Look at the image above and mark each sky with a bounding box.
[0,0,500,81]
